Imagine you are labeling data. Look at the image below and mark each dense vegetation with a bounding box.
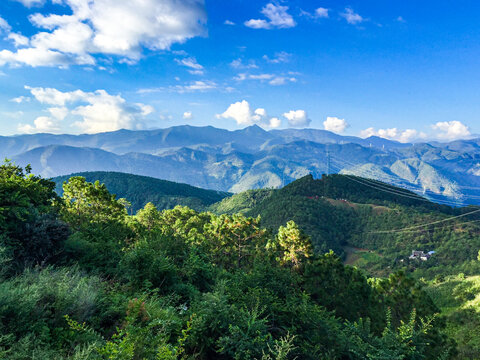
[214,174,480,358]
[0,162,455,359]
[53,171,230,213]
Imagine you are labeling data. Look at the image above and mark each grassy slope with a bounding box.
[52,171,230,213]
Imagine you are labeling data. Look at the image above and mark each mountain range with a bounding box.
[2,125,479,205]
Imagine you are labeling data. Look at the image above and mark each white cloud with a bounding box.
[267,117,281,129]
[10,96,31,103]
[323,116,349,133]
[217,100,282,128]
[7,33,30,47]
[360,127,425,143]
[224,20,235,26]
[175,57,203,70]
[48,106,69,120]
[22,86,154,133]
[26,86,86,106]
[18,116,60,134]
[13,0,45,7]
[176,80,217,92]
[234,72,296,86]
[245,3,296,30]
[269,76,296,86]
[244,19,270,29]
[137,81,218,94]
[283,110,311,127]
[315,8,329,18]
[230,58,258,69]
[431,121,471,141]
[217,100,252,125]
[341,7,364,25]
[183,111,193,119]
[0,16,11,32]
[396,16,406,23]
[263,51,291,63]
[0,0,207,68]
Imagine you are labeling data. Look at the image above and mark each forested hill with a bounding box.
[210,174,480,276]
[270,174,452,211]
[52,171,230,213]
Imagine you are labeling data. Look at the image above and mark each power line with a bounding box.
[330,154,480,203]
[367,208,480,234]
[328,158,470,207]
[327,161,462,206]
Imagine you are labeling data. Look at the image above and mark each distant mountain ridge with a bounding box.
[2,125,479,205]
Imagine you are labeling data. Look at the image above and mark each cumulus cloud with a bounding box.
[360,127,425,143]
[323,117,349,133]
[19,86,154,133]
[224,20,235,25]
[217,100,282,129]
[18,116,60,134]
[183,111,193,119]
[7,33,30,47]
[0,0,207,68]
[431,121,471,140]
[245,3,295,30]
[283,110,311,127]
[341,7,364,25]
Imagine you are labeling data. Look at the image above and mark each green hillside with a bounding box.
[52,171,230,213]
[209,174,480,275]
[1,161,454,359]
[208,188,274,214]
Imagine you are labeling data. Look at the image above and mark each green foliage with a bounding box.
[0,267,115,358]
[303,251,383,331]
[267,220,313,269]
[425,275,480,359]
[0,166,459,358]
[98,297,182,360]
[344,309,439,359]
[61,176,128,230]
[0,160,68,273]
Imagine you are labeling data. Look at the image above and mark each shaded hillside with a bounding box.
[53,171,230,213]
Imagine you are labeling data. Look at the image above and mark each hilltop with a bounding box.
[52,171,230,213]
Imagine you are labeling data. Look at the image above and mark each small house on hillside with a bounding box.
[409,250,434,261]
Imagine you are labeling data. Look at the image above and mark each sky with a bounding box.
[0,0,479,142]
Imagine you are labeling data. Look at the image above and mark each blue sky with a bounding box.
[0,0,479,142]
